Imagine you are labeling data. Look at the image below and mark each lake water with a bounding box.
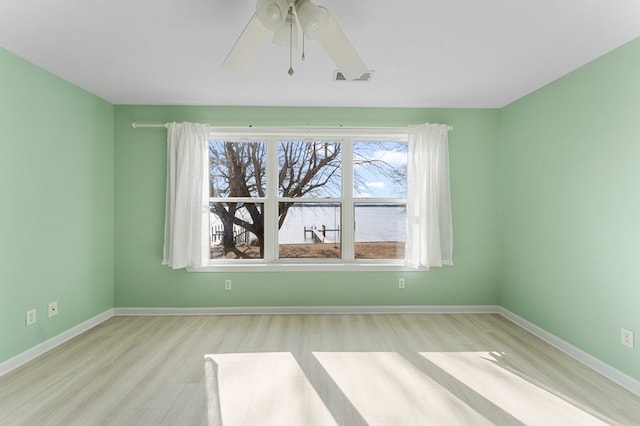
[211,204,406,244]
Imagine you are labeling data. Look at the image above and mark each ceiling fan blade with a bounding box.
[222,14,271,71]
[316,9,367,80]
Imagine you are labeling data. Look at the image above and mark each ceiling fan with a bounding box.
[223,0,368,80]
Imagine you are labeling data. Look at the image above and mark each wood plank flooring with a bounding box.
[0,314,638,425]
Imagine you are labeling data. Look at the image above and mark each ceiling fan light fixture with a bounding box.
[296,0,329,39]
[224,0,367,77]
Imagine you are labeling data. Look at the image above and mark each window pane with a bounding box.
[278,203,341,259]
[278,140,341,198]
[353,141,407,198]
[354,203,406,259]
[209,140,266,198]
[209,202,264,259]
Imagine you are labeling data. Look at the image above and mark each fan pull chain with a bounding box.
[301,36,305,61]
[288,7,294,76]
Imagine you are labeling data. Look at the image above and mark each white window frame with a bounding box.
[193,127,412,272]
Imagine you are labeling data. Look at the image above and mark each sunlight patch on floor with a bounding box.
[204,353,336,426]
[420,351,609,425]
[313,352,491,425]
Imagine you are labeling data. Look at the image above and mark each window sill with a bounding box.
[188,261,423,272]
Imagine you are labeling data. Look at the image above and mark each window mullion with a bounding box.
[342,137,354,260]
[265,136,279,261]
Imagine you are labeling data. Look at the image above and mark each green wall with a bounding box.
[0,48,114,362]
[114,106,500,308]
[499,38,640,379]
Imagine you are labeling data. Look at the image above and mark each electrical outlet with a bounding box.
[225,279,232,290]
[26,309,37,326]
[48,301,58,318]
[398,278,405,289]
[621,328,634,348]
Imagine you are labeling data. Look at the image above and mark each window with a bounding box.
[206,130,408,267]
[162,122,451,272]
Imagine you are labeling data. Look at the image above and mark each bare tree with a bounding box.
[209,141,267,253]
[209,139,405,257]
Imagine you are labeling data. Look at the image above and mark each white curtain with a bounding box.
[162,122,210,269]
[405,123,453,269]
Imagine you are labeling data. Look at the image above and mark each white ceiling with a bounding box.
[1,0,639,108]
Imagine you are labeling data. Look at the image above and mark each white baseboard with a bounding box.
[2,305,638,397]
[113,305,500,316]
[496,307,640,397]
[0,309,114,377]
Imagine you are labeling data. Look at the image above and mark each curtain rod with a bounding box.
[131,122,453,131]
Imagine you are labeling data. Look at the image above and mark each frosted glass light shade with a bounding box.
[272,15,298,49]
[256,0,288,31]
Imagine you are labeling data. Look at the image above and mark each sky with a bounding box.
[353,142,407,199]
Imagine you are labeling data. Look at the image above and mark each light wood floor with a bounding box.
[0,314,638,425]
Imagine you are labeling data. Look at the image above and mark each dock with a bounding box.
[304,225,340,243]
